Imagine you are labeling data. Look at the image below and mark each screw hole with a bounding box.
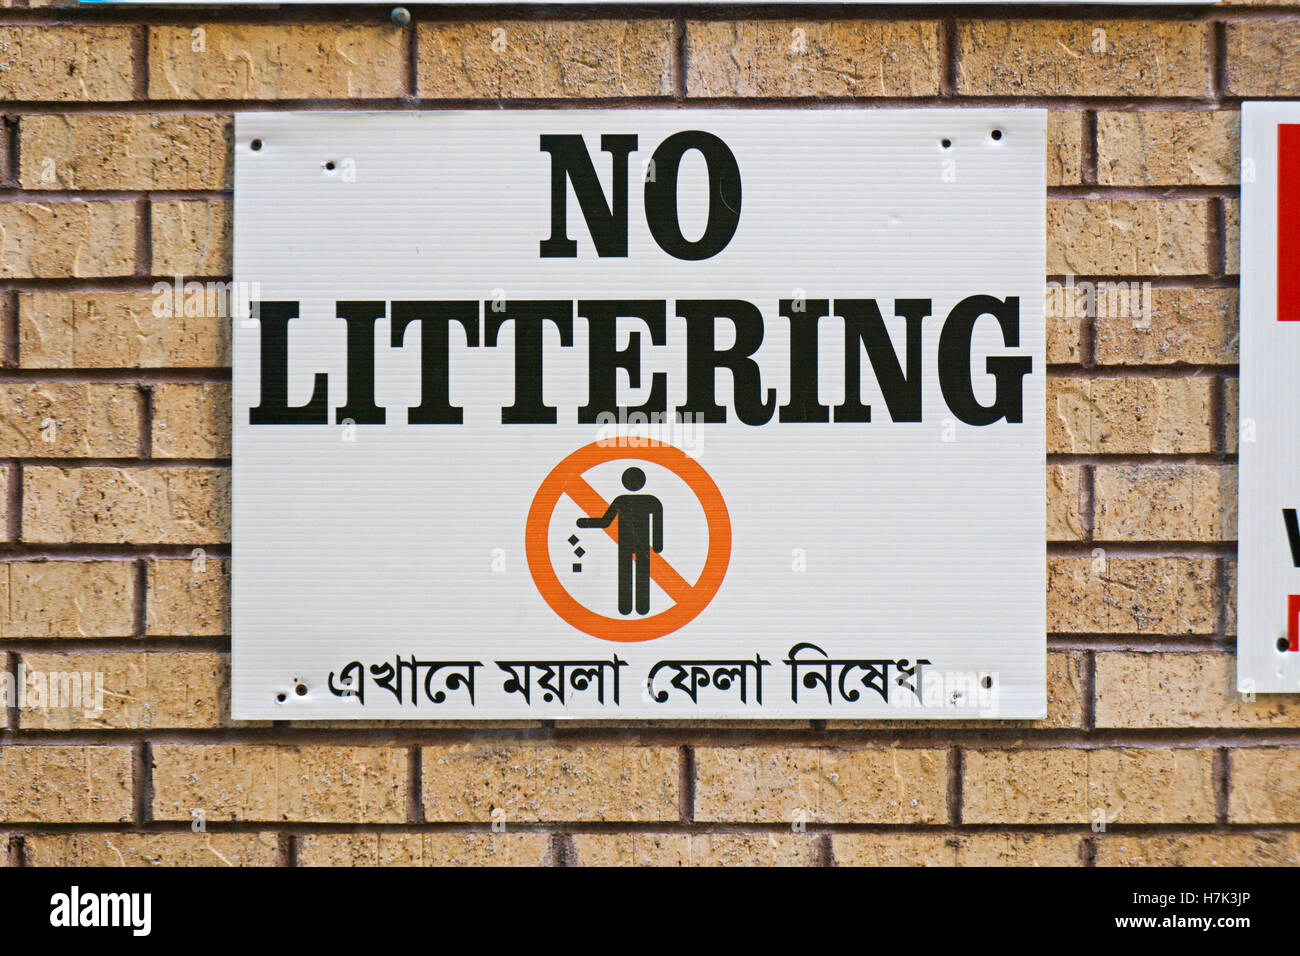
[275,692,287,703]
[250,139,263,152]
[940,138,952,149]
[990,129,1003,141]
[1278,637,1290,653]
[981,675,994,689]
[324,160,336,171]
[294,683,308,697]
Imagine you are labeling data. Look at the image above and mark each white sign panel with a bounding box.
[85,1,1214,5]
[1239,102,1300,693]
[232,109,1046,719]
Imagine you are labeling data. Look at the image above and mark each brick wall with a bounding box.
[0,1,1296,868]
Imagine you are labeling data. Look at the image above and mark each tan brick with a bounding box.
[963,748,1216,824]
[1097,111,1238,186]
[1097,652,1300,728]
[694,746,947,823]
[1225,22,1300,96]
[685,20,941,97]
[19,115,232,190]
[1225,376,1239,455]
[22,466,229,545]
[1226,198,1240,276]
[0,383,140,457]
[146,558,229,636]
[1226,560,1238,637]
[0,746,133,822]
[833,832,1082,866]
[19,291,230,369]
[1229,748,1300,822]
[152,745,406,822]
[1048,200,1211,277]
[1047,111,1084,187]
[1050,281,1159,359]
[150,200,231,276]
[956,21,1210,97]
[0,26,135,101]
[1048,556,1219,635]
[152,383,230,459]
[1094,288,1237,366]
[422,744,677,822]
[1044,650,1087,729]
[572,832,817,866]
[0,469,9,543]
[1048,464,1084,542]
[1048,377,1213,454]
[0,280,10,358]
[0,202,135,279]
[1094,464,1235,541]
[24,832,278,867]
[298,832,552,866]
[420,20,673,98]
[150,25,405,100]
[1096,833,1300,867]
[315,719,544,730]
[1047,287,1082,364]
[0,561,135,638]
[18,652,225,730]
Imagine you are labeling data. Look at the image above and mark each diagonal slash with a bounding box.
[564,475,693,605]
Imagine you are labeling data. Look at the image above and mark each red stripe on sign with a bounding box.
[1280,125,1300,321]
[1289,595,1300,652]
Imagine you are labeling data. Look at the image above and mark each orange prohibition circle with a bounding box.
[526,440,731,643]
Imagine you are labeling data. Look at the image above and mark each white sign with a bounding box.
[1239,102,1300,693]
[85,1,1213,5]
[231,109,1046,720]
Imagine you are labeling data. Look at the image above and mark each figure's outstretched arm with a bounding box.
[577,503,617,529]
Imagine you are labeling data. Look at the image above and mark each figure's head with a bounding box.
[622,467,646,491]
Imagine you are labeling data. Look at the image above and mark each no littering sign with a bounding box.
[231,110,1047,719]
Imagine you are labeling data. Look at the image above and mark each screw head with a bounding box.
[391,7,411,27]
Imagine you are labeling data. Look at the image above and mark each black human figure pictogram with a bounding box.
[576,467,664,615]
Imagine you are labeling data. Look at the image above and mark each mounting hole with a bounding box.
[1278,637,1290,653]
[981,675,994,690]
[294,683,308,697]
[275,692,287,704]
[990,129,1003,141]
[940,138,952,149]
[324,160,336,171]
[250,138,263,152]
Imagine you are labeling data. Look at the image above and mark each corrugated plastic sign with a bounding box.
[1239,102,1300,694]
[231,110,1046,719]
[82,1,1216,5]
